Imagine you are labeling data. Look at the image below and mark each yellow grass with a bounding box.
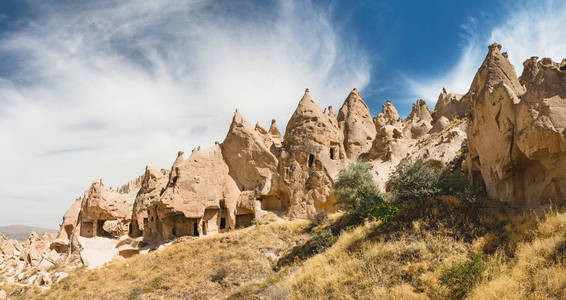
[3,203,566,300]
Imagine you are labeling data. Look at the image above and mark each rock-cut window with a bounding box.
[308,154,315,167]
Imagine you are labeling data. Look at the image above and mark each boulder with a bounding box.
[430,116,450,134]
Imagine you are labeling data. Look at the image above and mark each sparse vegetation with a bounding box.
[5,159,566,300]
[387,158,441,215]
[333,162,387,224]
[439,254,487,299]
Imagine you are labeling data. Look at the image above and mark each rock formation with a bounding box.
[79,179,135,238]
[466,43,566,208]
[145,145,241,241]
[337,88,377,160]
[28,44,563,277]
[404,99,433,139]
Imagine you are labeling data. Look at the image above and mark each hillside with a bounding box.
[2,197,565,299]
[0,226,56,242]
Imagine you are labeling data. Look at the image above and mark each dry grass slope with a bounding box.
[2,200,566,300]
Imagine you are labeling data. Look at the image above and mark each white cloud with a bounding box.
[0,0,370,228]
[407,1,566,106]
[489,1,566,72]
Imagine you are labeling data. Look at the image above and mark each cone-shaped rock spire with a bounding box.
[337,88,376,159]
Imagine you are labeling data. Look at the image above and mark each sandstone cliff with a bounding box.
[466,43,566,208]
[38,44,566,274]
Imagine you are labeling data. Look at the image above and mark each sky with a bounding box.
[0,0,565,228]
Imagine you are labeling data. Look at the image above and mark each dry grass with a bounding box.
[470,209,566,299]
[4,201,566,300]
[4,219,311,300]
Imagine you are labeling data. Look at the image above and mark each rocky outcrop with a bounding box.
[433,88,465,121]
[337,88,377,160]
[50,198,81,253]
[144,145,241,241]
[374,100,403,129]
[279,89,348,217]
[466,43,566,207]
[130,166,169,237]
[79,179,135,238]
[37,43,564,276]
[404,99,433,139]
[222,110,279,193]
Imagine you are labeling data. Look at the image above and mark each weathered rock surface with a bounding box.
[25,44,563,287]
[130,166,169,237]
[79,179,135,238]
[404,99,433,139]
[222,110,279,193]
[433,88,465,121]
[466,43,566,207]
[337,88,377,160]
[145,144,241,241]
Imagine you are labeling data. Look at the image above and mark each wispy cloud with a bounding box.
[0,0,370,227]
[406,1,566,106]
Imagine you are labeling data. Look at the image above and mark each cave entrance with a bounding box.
[330,148,335,160]
[193,222,199,236]
[220,217,226,230]
[97,220,112,237]
[308,154,314,167]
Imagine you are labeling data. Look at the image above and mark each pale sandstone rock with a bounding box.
[79,179,134,238]
[145,145,241,241]
[404,99,433,139]
[51,198,81,253]
[130,166,170,237]
[374,100,403,129]
[430,116,450,134]
[432,88,465,121]
[222,110,279,193]
[466,43,566,207]
[279,89,349,217]
[337,88,377,159]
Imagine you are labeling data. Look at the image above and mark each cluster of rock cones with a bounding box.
[1,43,565,289]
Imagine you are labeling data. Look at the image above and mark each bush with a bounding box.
[438,167,486,205]
[369,202,401,222]
[311,210,328,226]
[439,254,487,299]
[310,228,336,254]
[333,162,387,224]
[387,159,441,213]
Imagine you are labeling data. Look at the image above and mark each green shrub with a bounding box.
[439,254,487,299]
[333,162,387,224]
[387,158,441,213]
[309,228,336,254]
[369,202,401,222]
[439,167,486,205]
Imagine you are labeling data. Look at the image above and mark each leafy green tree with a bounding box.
[386,158,441,214]
[333,162,390,223]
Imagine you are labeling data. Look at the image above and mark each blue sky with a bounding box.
[0,0,565,228]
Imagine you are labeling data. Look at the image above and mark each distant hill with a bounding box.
[0,225,57,241]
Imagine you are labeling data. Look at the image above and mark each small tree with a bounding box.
[387,158,441,215]
[333,162,387,223]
